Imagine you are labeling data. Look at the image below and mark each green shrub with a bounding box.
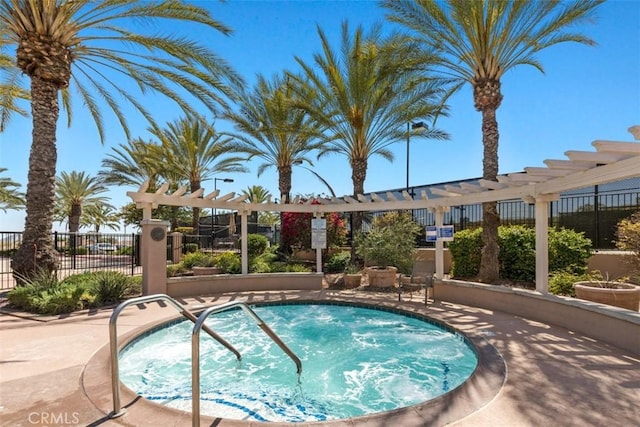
[184,243,199,254]
[60,271,95,287]
[498,226,536,282]
[286,263,312,272]
[89,271,133,306]
[8,270,140,314]
[6,285,37,311]
[245,234,269,257]
[33,285,89,315]
[127,276,142,296]
[213,251,241,274]
[167,263,188,277]
[616,211,640,284]
[325,251,351,273]
[269,261,289,272]
[182,251,216,268]
[354,211,421,274]
[449,226,592,281]
[8,269,90,315]
[548,270,587,297]
[250,258,272,273]
[448,228,482,278]
[548,228,592,274]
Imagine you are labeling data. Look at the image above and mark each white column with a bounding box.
[533,194,559,293]
[535,200,549,293]
[241,211,249,274]
[434,207,445,280]
[314,213,323,273]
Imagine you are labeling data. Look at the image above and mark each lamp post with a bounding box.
[406,121,426,194]
[213,178,234,238]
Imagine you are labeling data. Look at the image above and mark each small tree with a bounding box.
[354,212,421,274]
[616,211,640,284]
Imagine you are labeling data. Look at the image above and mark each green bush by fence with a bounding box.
[449,225,593,282]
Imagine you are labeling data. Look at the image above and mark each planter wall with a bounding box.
[574,281,640,311]
[192,266,222,276]
[366,266,397,287]
[434,279,640,355]
[343,274,362,289]
[167,272,324,297]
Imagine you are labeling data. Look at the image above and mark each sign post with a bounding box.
[311,218,326,272]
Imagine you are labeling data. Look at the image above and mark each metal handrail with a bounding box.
[108,294,242,418]
[191,301,302,427]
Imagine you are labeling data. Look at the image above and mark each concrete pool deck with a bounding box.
[1,288,639,427]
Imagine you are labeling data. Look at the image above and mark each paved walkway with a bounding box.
[1,289,638,426]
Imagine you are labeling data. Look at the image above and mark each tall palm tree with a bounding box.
[81,203,120,233]
[241,185,280,235]
[224,73,325,206]
[150,115,248,234]
[99,139,165,190]
[0,23,29,131]
[0,167,24,212]
[242,185,272,204]
[383,0,604,282]
[0,49,29,132]
[292,21,449,239]
[2,0,242,279]
[99,138,188,231]
[55,171,109,233]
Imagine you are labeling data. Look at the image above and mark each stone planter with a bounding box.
[574,281,640,311]
[366,266,398,287]
[343,274,362,289]
[192,266,221,276]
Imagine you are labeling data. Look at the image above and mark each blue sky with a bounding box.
[1,0,639,232]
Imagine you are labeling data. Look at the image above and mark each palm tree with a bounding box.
[55,171,109,233]
[383,0,604,282]
[99,139,165,190]
[0,168,24,212]
[242,185,272,204]
[224,73,325,206]
[0,22,29,131]
[150,115,248,234]
[2,0,243,279]
[292,22,449,239]
[81,203,120,233]
[0,47,29,132]
[99,138,188,231]
[242,185,279,232]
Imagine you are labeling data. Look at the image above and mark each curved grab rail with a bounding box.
[109,294,241,418]
[191,301,302,427]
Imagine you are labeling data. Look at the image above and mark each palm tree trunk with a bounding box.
[478,107,501,282]
[278,165,293,253]
[278,165,292,204]
[350,157,367,263]
[11,76,60,280]
[68,203,81,232]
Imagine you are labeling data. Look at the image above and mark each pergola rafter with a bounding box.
[129,126,640,290]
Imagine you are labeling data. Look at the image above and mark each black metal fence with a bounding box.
[2,179,638,288]
[376,177,640,248]
[0,232,141,290]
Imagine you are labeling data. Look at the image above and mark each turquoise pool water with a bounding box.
[119,303,478,422]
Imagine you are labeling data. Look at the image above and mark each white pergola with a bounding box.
[128,125,640,292]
